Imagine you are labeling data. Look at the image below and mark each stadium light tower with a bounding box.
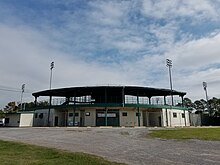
[166,59,174,106]
[49,62,54,90]
[202,81,210,115]
[48,61,54,126]
[20,84,25,111]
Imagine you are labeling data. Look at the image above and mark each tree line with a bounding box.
[184,97,220,117]
[0,101,49,118]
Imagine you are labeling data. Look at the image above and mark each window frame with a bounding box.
[173,112,177,118]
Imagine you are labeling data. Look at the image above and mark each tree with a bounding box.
[4,101,18,113]
[208,97,220,117]
[38,101,49,107]
[21,102,35,110]
[18,101,50,110]
[193,99,206,111]
[0,110,5,118]
[183,98,193,108]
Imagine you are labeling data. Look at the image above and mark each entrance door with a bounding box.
[158,116,162,127]
[54,116,58,126]
[80,110,85,127]
[96,109,119,126]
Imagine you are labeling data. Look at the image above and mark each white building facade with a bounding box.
[32,86,190,127]
[5,112,34,127]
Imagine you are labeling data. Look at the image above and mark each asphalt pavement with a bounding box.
[0,127,219,165]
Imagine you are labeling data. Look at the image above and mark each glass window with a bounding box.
[122,112,127,116]
[173,113,177,118]
[85,112,90,116]
[39,113,43,119]
[182,113,185,118]
[75,113,79,117]
[136,112,141,117]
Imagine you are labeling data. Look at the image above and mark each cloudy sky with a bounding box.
[1,0,220,108]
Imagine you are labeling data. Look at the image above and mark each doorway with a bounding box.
[96,109,119,126]
[54,116,58,126]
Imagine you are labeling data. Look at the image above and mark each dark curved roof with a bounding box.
[32,86,186,98]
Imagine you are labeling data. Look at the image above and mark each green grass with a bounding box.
[148,128,220,141]
[0,140,125,165]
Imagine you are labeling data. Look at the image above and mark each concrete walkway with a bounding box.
[0,127,219,165]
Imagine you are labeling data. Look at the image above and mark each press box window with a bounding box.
[122,112,127,116]
[75,113,79,117]
[69,113,73,117]
[173,113,177,118]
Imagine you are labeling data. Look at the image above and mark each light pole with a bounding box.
[202,82,210,115]
[50,62,54,90]
[166,59,174,106]
[20,84,25,111]
[48,61,54,126]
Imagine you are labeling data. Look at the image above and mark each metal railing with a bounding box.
[36,95,182,107]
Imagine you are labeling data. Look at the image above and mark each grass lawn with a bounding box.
[148,127,220,141]
[0,140,125,165]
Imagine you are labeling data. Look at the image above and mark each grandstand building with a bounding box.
[32,86,190,127]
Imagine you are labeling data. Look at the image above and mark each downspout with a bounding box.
[164,96,168,127]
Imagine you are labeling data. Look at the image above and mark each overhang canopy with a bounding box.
[32,86,186,98]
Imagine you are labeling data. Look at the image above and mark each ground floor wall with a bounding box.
[5,114,20,127]
[5,113,33,127]
[161,108,190,127]
[33,107,190,127]
[19,113,34,127]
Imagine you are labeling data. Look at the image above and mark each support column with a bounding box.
[122,86,125,107]
[148,97,151,105]
[184,109,187,126]
[34,97,38,107]
[73,94,76,126]
[164,96,167,105]
[105,88,108,126]
[137,92,140,127]
[181,96,184,107]
[181,95,187,126]
[165,108,169,127]
[66,97,70,104]
[47,95,52,126]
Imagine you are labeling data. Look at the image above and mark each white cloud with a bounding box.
[163,32,220,100]
[1,0,220,109]
[167,32,220,70]
[88,1,129,26]
[0,24,136,108]
[142,0,218,21]
[112,36,145,51]
[147,22,178,53]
